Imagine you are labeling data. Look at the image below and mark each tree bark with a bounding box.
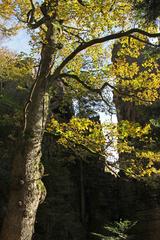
[0,20,59,240]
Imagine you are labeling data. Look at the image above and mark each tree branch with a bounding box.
[53,28,160,77]
[64,29,85,43]
[28,17,47,29]
[60,134,118,175]
[27,0,35,24]
[77,0,86,6]
[130,35,160,47]
[25,0,54,29]
[60,73,99,93]
[60,73,116,94]
[59,73,117,113]
[60,73,157,105]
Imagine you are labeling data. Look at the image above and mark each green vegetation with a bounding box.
[0,0,160,239]
[92,220,137,240]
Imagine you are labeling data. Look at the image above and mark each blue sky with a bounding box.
[0,29,31,53]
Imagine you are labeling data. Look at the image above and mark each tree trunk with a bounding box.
[0,21,59,240]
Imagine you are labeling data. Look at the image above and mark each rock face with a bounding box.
[111,42,160,240]
[34,134,86,240]
[2,135,160,240]
[33,141,160,240]
[1,64,160,240]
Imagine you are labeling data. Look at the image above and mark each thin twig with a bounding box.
[130,35,160,47]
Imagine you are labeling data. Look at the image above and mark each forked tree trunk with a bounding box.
[0,21,59,240]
